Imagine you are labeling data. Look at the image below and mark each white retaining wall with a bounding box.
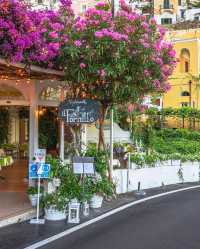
[113,163,199,194]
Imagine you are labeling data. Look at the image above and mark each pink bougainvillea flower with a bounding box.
[49,31,59,39]
[98,69,106,77]
[74,40,82,47]
[80,63,86,69]
[128,104,135,113]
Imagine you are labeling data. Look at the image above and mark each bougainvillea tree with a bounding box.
[59,0,177,149]
[0,0,74,68]
[0,0,177,158]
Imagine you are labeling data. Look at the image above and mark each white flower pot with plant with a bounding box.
[27,186,43,207]
[172,160,181,166]
[45,206,67,221]
[90,194,103,208]
[160,160,172,166]
[171,154,181,166]
[90,177,115,209]
[43,192,67,221]
[53,178,61,187]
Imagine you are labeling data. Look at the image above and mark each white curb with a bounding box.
[0,209,36,228]
[24,185,200,249]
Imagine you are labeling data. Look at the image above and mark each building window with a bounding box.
[178,0,182,6]
[163,0,170,9]
[180,9,185,19]
[38,0,43,4]
[81,5,87,13]
[181,91,190,97]
[185,61,189,72]
[180,48,190,73]
[161,18,172,25]
[181,102,189,107]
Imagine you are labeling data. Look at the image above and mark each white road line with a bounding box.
[24,185,200,249]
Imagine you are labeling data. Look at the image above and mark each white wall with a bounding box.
[113,163,199,194]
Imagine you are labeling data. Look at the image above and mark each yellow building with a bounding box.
[164,28,200,109]
[162,27,200,128]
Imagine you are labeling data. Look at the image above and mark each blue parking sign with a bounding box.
[29,163,50,179]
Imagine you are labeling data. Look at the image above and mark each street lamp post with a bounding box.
[109,0,115,181]
[111,0,115,17]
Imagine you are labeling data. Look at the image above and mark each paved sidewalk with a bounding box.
[0,182,199,249]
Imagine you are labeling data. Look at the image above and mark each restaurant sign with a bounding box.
[59,99,100,124]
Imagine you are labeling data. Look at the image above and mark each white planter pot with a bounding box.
[172,160,181,166]
[90,194,103,209]
[161,160,171,166]
[45,206,67,221]
[53,178,61,187]
[155,161,161,167]
[29,194,42,207]
[130,163,137,170]
[44,181,56,194]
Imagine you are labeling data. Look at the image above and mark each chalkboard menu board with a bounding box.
[59,99,100,124]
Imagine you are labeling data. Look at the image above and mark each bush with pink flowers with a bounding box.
[59,0,177,149]
[0,0,177,154]
[0,0,74,68]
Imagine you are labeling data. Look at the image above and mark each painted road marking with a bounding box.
[24,185,200,249]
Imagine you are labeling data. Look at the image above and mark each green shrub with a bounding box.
[150,134,200,155]
[42,192,68,211]
[27,186,44,195]
[84,144,108,176]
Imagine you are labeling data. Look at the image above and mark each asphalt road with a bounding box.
[40,188,200,249]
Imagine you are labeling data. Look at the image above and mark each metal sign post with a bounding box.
[127,152,131,192]
[30,163,45,224]
[29,149,50,225]
[109,109,114,181]
[29,164,50,224]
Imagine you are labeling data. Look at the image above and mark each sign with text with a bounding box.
[29,163,50,179]
[59,99,100,124]
[34,149,46,163]
[73,157,95,174]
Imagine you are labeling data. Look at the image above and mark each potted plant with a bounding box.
[171,153,181,166]
[90,177,115,209]
[45,156,65,193]
[130,153,145,169]
[158,154,171,167]
[42,192,68,220]
[144,153,158,168]
[27,186,44,207]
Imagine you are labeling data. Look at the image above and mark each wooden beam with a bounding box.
[0,57,64,79]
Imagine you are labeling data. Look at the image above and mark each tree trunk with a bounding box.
[98,104,108,151]
[98,104,114,182]
[69,125,81,156]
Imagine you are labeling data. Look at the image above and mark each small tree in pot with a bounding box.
[27,186,44,207]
